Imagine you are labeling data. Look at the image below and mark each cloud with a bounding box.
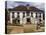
[6,1,44,10]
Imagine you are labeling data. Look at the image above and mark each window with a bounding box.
[36,13,37,18]
[12,12,14,18]
[17,12,19,18]
[18,20,20,23]
[31,12,33,17]
[23,12,25,18]
[27,18,30,22]
[39,13,41,18]
[39,19,41,21]
[26,12,30,16]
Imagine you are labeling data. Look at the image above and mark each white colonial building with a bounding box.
[7,4,44,25]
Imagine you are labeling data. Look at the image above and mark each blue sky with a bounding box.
[6,1,44,10]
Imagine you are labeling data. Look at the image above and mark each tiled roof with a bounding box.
[8,5,44,13]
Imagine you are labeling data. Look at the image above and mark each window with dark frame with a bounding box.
[23,12,25,18]
[36,13,37,18]
[12,12,14,18]
[31,12,33,17]
[39,13,41,18]
[26,12,30,16]
[17,12,19,18]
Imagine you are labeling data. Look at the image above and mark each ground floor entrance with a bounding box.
[26,18,31,24]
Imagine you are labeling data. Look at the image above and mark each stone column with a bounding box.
[10,12,12,24]
[41,13,43,23]
[14,12,17,18]
[19,12,23,24]
[29,12,31,16]
[33,12,36,18]
[37,13,40,30]
[33,12,36,24]
[29,12,31,23]
[41,13,43,20]
[23,12,27,24]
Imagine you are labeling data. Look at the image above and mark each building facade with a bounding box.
[7,4,44,25]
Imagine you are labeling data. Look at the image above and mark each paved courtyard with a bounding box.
[7,24,45,34]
